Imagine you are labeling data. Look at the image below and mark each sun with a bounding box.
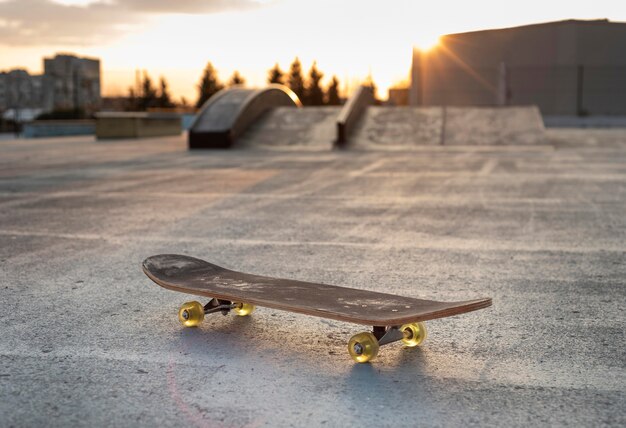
[413,34,441,52]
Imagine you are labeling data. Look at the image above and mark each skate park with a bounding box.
[187,84,546,150]
[1,12,626,428]
[1,102,625,425]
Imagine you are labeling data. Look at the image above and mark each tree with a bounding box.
[287,57,305,102]
[125,71,157,111]
[139,71,158,110]
[267,63,284,85]
[196,62,223,108]
[228,71,246,87]
[363,73,380,105]
[126,87,137,111]
[304,61,324,105]
[326,76,341,105]
[157,77,174,108]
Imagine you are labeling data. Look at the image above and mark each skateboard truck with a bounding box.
[347,324,428,362]
[375,326,405,346]
[203,298,237,315]
[178,299,256,327]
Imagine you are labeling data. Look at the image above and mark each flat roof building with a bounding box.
[410,19,626,116]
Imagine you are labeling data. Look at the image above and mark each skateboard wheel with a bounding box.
[400,322,427,347]
[233,302,255,316]
[348,332,379,363]
[178,301,205,327]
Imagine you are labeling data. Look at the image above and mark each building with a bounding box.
[0,53,101,115]
[0,69,44,110]
[410,19,626,116]
[386,87,409,106]
[43,54,101,112]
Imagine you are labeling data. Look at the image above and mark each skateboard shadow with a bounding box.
[169,317,443,423]
[171,314,435,371]
[348,345,430,377]
[343,348,442,421]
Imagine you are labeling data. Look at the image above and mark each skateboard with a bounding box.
[142,254,492,363]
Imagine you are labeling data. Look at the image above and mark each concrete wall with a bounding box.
[23,120,95,138]
[95,113,181,139]
[411,20,626,115]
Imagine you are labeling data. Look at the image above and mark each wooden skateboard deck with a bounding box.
[142,254,492,326]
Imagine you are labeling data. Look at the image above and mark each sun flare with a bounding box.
[413,35,441,52]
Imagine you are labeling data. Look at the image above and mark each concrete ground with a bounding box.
[0,130,625,427]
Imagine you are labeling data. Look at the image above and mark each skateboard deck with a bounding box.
[142,254,491,326]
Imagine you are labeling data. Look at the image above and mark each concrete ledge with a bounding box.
[23,120,95,138]
[95,112,182,140]
[443,106,545,145]
[350,105,546,148]
[336,85,374,146]
[189,85,301,149]
[543,115,626,128]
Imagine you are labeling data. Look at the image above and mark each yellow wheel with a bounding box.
[232,302,255,316]
[400,322,427,347]
[178,301,204,327]
[348,332,380,363]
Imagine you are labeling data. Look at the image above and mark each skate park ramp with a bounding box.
[189,85,300,149]
[349,107,444,147]
[444,106,546,145]
[187,85,545,150]
[235,106,340,150]
[349,105,545,149]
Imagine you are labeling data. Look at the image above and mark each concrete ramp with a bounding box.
[236,106,340,150]
[444,106,545,145]
[351,107,443,147]
[189,85,300,149]
[350,105,545,148]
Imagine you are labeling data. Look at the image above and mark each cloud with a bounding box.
[124,0,266,14]
[0,0,267,46]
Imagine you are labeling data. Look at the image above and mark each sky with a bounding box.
[1,0,625,102]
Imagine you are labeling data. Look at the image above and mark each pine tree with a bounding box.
[127,87,137,111]
[157,77,174,108]
[196,62,223,108]
[326,76,341,105]
[363,74,380,105]
[287,57,305,102]
[139,71,158,111]
[267,63,284,85]
[228,71,246,87]
[304,61,324,106]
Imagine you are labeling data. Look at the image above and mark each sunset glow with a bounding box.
[413,36,441,53]
[0,0,625,101]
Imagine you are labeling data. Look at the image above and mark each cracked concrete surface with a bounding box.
[0,130,625,427]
